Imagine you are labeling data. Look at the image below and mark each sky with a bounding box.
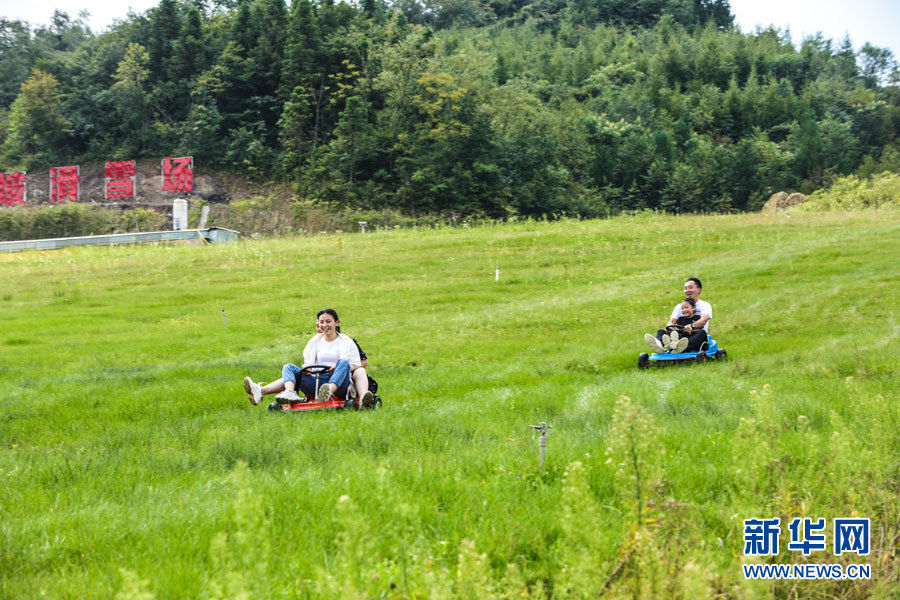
[1,0,898,60]
[728,0,900,59]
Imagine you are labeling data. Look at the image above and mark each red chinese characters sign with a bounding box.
[1,171,27,207]
[105,160,135,199]
[50,166,79,203]
[162,156,193,194]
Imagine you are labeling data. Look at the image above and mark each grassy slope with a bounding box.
[0,211,898,598]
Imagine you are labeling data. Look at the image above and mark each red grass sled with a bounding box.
[267,364,381,413]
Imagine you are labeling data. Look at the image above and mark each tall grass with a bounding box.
[1,211,898,598]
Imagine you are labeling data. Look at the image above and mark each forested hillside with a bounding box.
[1,0,898,217]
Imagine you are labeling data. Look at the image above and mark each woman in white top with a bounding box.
[243,309,367,405]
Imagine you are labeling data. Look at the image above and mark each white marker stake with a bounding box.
[495,264,499,281]
[221,308,227,328]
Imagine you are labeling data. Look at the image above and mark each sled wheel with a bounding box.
[716,349,727,361]
[638,353,649,369]
[695,352,706,363]
[267,400,281,412]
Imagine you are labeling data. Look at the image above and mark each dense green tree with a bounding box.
[392,71,505,214]
[332,95,373,185]
[788,112,824,188]
[373,21,435,172]
[179,73,226,162]
[0,19,35,108]
[279,85,313,178]
[1,69,71,166]
[32,10,93,54]
[172,5,208,84]
[281,0,328,147]
[111,43,152,154]
[209,41,258,134]
[147,0,181,81]
[228,0,257,56]
[249,0,286,97]
[859,43,897,89]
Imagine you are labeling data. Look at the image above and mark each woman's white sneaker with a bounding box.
[317,384,332,403]
[359,391,375,408]
[275,389,301,403]
[243,377,262,405]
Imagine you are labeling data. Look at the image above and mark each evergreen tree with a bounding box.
[173,5,208,83]
[147,0,181,81]
[279,84,313,178]
[333,95,373,185]
[250,0,287,96]
[0,19,35,108]
[229,0,257,56]
[281,0,329,146]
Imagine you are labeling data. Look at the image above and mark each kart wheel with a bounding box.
[267,400,281,412]
[695,352,706,363]
[716,349,727,361]
[638,353,649,369]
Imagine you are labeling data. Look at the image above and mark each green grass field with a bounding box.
[1,211,898,599]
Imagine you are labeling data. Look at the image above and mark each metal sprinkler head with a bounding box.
[529,422,552,468]
[530,422,551,435]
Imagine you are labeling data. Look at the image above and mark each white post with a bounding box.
[199,204,210,229]
[172,199,188,230]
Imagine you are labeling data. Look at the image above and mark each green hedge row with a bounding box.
[0,204,167,241]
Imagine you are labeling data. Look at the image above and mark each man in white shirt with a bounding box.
[669,277,711,335]
[648,277,712,352]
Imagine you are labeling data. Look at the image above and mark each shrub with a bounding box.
[119,208,167,232]
[0,208,26,240]
[28,203,115,238]
[0,204,170,241]
[796,172,900,211]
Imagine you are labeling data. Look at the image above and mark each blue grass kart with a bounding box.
[638,326,727,369]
